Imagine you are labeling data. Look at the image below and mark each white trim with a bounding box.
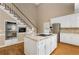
[0,5,17,21]
[0,5,25,25]
[0,41,24,48]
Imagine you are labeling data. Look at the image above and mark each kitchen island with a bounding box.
[24,34,57,55]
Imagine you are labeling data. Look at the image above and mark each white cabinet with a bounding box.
[37,40,46,55]
[75,3,79,13]
[24,38,38,55]
[45,38,51,54]
[51,36,57,51]
[76,13,79,27]
[50,14,79,28]
[24,35,57,55]
[60,33,79,46]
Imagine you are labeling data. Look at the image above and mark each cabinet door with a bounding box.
[38,40,46,55]
[24,38,37,55]
[51,36,57,52]
[45,38,51,55]
[0,35,5,46]
[76,14,79,27]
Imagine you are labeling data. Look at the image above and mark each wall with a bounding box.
[6,3,74,33]
[37,3,74,33]
[14,3,38,28]
[0,3,38,47]
[0,7,25,46]
[0,3,75,46]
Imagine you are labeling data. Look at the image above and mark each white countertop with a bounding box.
[26,34,57,41]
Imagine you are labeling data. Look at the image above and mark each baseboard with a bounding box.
[60,42,79,47]
[0,41,24,48]
[50,47,58,55]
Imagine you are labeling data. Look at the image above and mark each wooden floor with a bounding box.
[51,43,79,55]
[0,43,24,55]
[0,43,79,55]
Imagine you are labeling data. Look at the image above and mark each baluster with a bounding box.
[13,11,16,17]
[1,3,4,6]
[10,4,14,14]
[4,4,7,9]
[15,13,18,17]
[17,15,21,20]
[4,4,8,10]
[6,5,9,10]
[14,12,17,17]
[9,8,12,14]
[9,8,12,13]
[1,3,32,30]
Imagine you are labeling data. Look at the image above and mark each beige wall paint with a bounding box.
[14,3,38,27]
[7,3,74,33]
[37,3,74,33]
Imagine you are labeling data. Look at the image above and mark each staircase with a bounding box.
[0,3,37,34]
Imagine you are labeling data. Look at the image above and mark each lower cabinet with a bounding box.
[18,33,25,41]
[45,38,51,55]
[60,33,79,46]
[24,38,38,55]
[45,36,57,55]
[37,39,46,55]
[0,34,5,46]
[51,36,57,52]
[24,35,57,55]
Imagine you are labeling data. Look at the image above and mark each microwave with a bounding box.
[19,27,26,32]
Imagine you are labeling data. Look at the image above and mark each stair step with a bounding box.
[0,5,5,9]
[10,10,14,14]
[0,4,31,29]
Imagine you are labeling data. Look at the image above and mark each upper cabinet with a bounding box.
[50,13,79,28]
[75,3,79,13]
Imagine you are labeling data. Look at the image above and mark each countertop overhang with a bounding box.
[25,34,57,41]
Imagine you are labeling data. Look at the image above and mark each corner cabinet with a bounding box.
[24,35,57,55]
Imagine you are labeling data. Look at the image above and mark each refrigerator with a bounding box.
[52,23,61,43]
